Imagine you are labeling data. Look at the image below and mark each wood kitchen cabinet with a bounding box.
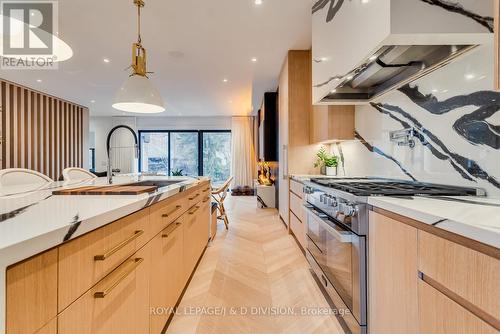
[150,216,185,334]
[310,105,355,143]
[368,210,419,334]
[278,50,318,227]
[418,280,497,334]
[183,196,210,282]
[369,209,500,334]
[58,246,151,334]
[6,249,58,334]
[5,181,211,334]
[289,179,306,250]
[58,208,150,312]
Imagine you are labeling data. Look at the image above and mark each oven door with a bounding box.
[304,204,357,311]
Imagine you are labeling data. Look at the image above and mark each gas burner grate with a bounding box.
[310,179,479,197]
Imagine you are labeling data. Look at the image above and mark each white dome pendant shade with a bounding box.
[113,75,165,113]
[112,0,165,114]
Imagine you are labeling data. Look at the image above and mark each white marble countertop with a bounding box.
[368,196,500,249]
[0,175,207,333]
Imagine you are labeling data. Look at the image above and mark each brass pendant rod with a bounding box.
[137,3,141,44]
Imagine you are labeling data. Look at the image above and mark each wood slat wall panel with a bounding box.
[0,79,88,180]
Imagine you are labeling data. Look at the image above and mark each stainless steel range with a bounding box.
[302,178,482,334]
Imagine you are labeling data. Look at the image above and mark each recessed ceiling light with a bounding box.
[223,78,228,83]
[251,57,258,62]
[361,0,371,3]
[465,73,475,80]
[103,58,110,63]
[90,100,96,103]
[36,79,42,83]
[255,0,263,5]
[432,89,438,93]
[330,89,337,93]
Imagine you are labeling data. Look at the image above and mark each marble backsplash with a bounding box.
[329,43,500,197]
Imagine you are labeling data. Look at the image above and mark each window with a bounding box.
[170,132,199,177]
[89,148,96,171]
[140,132,169,174]
[202,131,231,184]
[139,130,231,181]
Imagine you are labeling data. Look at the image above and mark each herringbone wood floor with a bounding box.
[167,196,344,334]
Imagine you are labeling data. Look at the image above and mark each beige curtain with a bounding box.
[231,116,256,188]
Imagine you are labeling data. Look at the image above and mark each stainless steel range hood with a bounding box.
[322,44,477,103]
[312,0,493,105]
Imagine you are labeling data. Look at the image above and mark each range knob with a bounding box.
[342,203,357,217]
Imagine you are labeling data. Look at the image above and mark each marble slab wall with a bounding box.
[330,43,500,197]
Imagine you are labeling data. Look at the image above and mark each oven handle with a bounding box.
[303,205,354,243]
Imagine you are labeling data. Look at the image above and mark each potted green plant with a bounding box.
[314,147,339,176]
[172,169,184,176]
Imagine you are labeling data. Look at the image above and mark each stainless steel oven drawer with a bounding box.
[306,251,366,334]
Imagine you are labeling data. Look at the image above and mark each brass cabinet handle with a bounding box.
[94,258,143,298]
[188,206,200,215]
[202,187,210,193]
[161,222,182,238]
[162,205,181,218]
[202,197,210,203]
[189,193,200,201]
[94,230,144,261]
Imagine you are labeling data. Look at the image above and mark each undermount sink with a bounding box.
[128,180,185,188]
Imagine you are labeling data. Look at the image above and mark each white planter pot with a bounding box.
[326,166,337,176]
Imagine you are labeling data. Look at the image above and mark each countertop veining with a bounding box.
[0,175,206,263]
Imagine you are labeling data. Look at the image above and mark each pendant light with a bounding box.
[113,0,165,114]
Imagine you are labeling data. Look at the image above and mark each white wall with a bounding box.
[89,116,231,172]
[136,116,231,130]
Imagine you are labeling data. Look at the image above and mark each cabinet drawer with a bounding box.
[290,212,306,249]
[418,231,500,324]
[150,194,188,239]
[182,201,209,282]
[6,249,58,334]
[58,209,149,312]
[419,280,498,334]
[289,191,304,222]
[289,180,303,198]
[58,246,150,334]
[187,182,210,208]
[150,217,185,334]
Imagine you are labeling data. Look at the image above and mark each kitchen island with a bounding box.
[0,175,212,334]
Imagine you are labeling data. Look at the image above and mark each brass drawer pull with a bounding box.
[202,187,210,193]
[188,206,200,215]
[94,258,143,298]
[202,197,210,203]
[94,230,144,261]
[189,193,200,201]
[162,222,182,238]
[162,205,181,218]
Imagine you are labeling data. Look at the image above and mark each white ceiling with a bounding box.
[0,0,312,117]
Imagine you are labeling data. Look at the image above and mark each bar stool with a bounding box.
[0,168,53,187]
[211,176,233,230]
[62,167,97,181]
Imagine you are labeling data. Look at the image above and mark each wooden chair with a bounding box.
[211,177,233,230]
